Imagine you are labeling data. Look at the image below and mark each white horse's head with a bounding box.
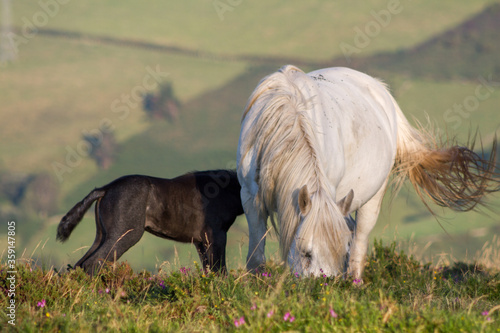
[287,185,354,277]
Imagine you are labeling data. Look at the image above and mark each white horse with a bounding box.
[237,65,498,279]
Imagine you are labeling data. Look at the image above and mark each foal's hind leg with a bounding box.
[80,226,145,274]
[75,199,105,269]
[79,200,146,275]
[348,180,388,280]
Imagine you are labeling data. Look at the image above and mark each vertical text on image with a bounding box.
[6,220,17,326]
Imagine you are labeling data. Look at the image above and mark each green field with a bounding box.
[1,1,500,275]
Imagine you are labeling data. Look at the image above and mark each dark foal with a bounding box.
[57,170,244,274]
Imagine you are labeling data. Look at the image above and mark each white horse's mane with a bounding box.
[241,65,351,268]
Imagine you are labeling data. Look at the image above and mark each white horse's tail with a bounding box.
[392,100,499,213]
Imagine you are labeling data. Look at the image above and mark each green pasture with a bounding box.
[11,0,497,60]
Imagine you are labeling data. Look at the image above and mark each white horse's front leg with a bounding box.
[241,188,268,272]
[348,181,387,280]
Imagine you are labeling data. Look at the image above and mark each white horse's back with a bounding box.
[304,67,399,207]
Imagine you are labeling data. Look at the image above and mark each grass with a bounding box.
[1,241,499,331]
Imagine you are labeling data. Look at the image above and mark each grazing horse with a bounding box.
[237,65,498,279]
[57,170,244,274]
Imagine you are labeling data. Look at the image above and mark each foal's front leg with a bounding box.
[241,189,269,272]
[195,230,228,274]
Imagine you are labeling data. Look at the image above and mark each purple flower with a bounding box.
[180,267,190,275]
[37,299,46,308]
[234,317,245,327]
[329,308,338,318]
[284,312,295,322]
[481,311,492,321]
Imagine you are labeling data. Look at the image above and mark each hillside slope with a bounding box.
[344,3,500,81]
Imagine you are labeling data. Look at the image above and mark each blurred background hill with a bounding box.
[1,0,499,272]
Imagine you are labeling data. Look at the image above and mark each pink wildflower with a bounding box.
[234,317,245,327]
[284,312,295,322]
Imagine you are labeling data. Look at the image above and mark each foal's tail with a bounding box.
[57,189,106,242]
[392,102,499,213]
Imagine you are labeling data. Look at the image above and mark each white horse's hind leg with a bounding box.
[241,188,268,272]
[348,180,388,280]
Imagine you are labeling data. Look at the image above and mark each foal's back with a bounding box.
[144,170,243,242]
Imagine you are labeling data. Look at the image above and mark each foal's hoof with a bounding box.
[247,263,266,275]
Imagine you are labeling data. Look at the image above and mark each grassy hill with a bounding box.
[11,1,497,61]
[344,3,500,81]
[1,2,500,273]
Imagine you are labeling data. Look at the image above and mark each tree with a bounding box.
[83,131,117,170]
[0,172,33,205]
[22,173,59,217]
[0,171,60,218]
[143,82,181,122]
